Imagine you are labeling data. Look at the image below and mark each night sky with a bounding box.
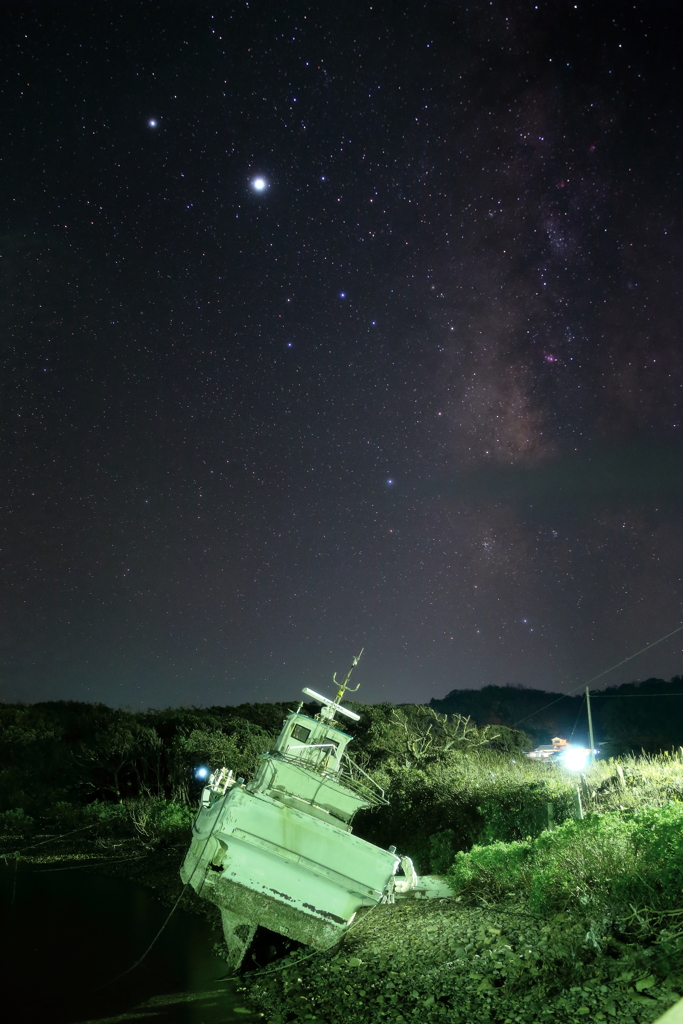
[2,1,683,710]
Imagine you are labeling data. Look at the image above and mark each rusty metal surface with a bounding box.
[200,871,345,950]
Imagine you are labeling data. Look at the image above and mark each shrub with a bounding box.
[630,802,683,903]
[126,800,194,845]
[428,829,458,874]
[527,813,639,915]
[448,839,532,901]
[0,807,36,834]
[446,805,683,926]
[356,749,581,870]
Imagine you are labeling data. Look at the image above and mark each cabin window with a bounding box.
[325,739,339,755]
[291,724,311,743]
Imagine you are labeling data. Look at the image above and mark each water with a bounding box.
[0,863,261,1024]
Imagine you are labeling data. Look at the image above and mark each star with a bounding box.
[251,177,267,192]
[148,119,158,128]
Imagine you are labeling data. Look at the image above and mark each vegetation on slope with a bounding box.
[1,693,683,1023]
[247,758,683,1024]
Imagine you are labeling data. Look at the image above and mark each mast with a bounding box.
[332,649,364,706]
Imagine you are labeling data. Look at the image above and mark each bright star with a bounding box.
[252,177,267,191]
[387,478,394,486]
[148,119,158,128]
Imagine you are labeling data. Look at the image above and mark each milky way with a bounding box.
[1,1,682,708]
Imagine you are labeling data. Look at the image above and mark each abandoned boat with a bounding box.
[180,652,450,968]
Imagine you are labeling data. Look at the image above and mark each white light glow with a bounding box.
[561,748,589,771]
[252,177,267,191]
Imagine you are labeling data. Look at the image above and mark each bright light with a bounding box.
[252,177,266,191]
[195,766,209,779]
[148,119,158,128]
[560,748,589,771]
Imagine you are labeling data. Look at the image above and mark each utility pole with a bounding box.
[585,686,595,764]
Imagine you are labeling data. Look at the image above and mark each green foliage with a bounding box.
[124,800,195,846]
[476,785,575,844]
[0,700,277,810]
[449,839,533,901]
[427,829,458,874]
[355,747,582,871]
[526,814,641,915]
[166,720,273,803]
[447,803,683,928]
[350,702,528,767]
[630,802,683,898]
[0,807,36,834]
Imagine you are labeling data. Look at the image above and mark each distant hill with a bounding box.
[430,676,683,754]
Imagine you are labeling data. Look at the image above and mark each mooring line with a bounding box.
[93,808,217,991]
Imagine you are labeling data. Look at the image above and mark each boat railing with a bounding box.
[341,752,389,805]
[265,749,388,806]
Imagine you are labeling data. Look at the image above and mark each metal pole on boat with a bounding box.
[332,648,364,705]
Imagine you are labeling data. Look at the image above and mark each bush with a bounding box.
[0,807,36,835]
[527,813,639,915]
[630,802,683,902]
[448,839,532,901]
[355,749,580,871]
[447,804,683,925]
[428,829,458,874]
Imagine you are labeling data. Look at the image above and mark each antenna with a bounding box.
[331,649,364,705]
[301,687,361,722]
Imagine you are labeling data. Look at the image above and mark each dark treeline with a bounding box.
[0,699,526,816]
[0,700,289,813]
[430,675,683,752]
[0,676,680,824]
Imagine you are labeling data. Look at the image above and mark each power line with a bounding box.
[568,694,586,741]
[514,621,683,727]
[588,692,683,698]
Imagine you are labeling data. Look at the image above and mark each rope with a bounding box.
[6,821,101,906]
[232,896,388,985]
[11,822,98,857]
[36,854,148,872]
[93,806,218,991]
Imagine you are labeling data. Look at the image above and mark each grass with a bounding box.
[2,751,683,1023]
[447,804,683,912]
[360,747,683,872]
[248,751,683,1023]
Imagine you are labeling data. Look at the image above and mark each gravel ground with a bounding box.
[6,829,681,1024]
[244,897,682,1024]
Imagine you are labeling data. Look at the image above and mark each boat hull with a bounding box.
[180,783,400,966]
